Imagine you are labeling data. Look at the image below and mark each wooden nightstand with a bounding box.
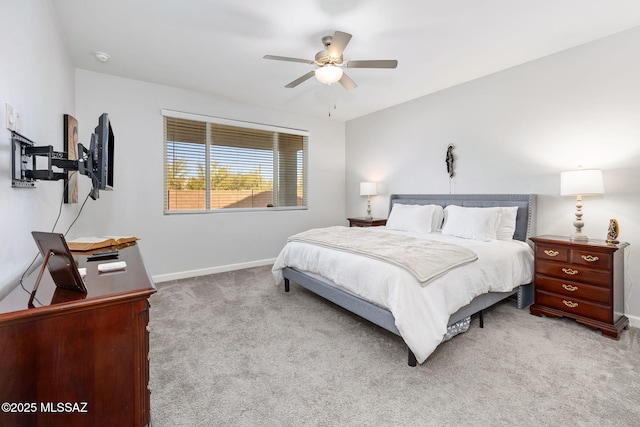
[347,217,387,227]
[529,235,629,339]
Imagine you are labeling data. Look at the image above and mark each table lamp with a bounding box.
[560,169,604,241]
[360,182,377,219]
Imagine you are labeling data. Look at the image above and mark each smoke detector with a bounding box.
[94,51,110,63]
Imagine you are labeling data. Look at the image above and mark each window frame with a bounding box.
[162,109,309,214]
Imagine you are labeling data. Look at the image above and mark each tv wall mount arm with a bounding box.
[11,130,92,190]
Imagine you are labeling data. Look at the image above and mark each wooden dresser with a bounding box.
[347,217,387,227]
[0,244,155,427]
[529,235,628,339]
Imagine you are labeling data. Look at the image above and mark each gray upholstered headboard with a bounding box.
[388,194,537,242]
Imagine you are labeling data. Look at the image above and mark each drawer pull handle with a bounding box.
[581,254,599,262]
[562,284,578,292]
[544,249,559,257]
[563,300,578,308]
[562,268,579,275]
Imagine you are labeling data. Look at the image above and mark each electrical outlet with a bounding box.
[5,102,16,131]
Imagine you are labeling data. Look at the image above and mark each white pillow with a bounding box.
[386,204,442,234]
[495,206,518,241]
[441,205,500,241]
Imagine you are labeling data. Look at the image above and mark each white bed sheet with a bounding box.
[272,228,534,364]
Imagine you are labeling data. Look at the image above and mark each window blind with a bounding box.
[163,111,308,213]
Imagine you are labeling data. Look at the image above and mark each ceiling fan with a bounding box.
[263,31,398,90]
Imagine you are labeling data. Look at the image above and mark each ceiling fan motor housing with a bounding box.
[315,49,343,65]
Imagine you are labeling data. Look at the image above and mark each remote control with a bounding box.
[87,250,119,261]
[98,261,127,273]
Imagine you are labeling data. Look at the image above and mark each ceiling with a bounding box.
[51,0,640,121]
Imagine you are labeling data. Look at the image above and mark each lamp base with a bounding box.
[570,195,589,242]
[569,232,589,242]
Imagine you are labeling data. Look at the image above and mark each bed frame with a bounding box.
[283,194,537,366]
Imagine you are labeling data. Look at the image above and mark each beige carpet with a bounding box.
[149,265,640,426]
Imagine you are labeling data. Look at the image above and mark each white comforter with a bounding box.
[272,228,534,364]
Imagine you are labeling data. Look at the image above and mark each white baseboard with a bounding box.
[152,258,276,283]
[627,313,640,329]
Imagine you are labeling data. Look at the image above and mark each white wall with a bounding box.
[0,0,76,299]
[74,70,346,281]
[346,27,640,324]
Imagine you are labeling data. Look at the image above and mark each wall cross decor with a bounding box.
[445,144,454,178]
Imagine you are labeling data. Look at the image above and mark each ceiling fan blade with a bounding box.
[285,71,316,88]
[264,55,314,65]
[346,60,398,69]
[338,72,357,90]
[327,31,352,59]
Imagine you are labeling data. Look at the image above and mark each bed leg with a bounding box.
[284,278,290,292]
[408,349,417,367]
[479,310,484,328]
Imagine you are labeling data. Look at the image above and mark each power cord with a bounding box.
[62,188,92,236]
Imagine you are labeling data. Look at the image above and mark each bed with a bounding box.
[272,194,537,366]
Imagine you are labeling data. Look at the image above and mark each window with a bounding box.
[163,110,308,213]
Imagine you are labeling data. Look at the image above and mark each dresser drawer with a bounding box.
[535,291,611,323]
[535,260,610,287]
[570,249,612,270]
[534,275,611,304]
[535,245,569,262]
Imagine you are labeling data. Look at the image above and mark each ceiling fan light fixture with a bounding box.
[315,65,343,85]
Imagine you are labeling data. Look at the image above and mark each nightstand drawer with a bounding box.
[534,275,611,304]
[535,291,611,323]
[570,249,611,270]
[535,245,569,262]
[535,260,610,287]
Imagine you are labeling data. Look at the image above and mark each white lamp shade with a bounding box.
[315,65,343,85]
[560,169,604,196]
[360,182,377,196]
